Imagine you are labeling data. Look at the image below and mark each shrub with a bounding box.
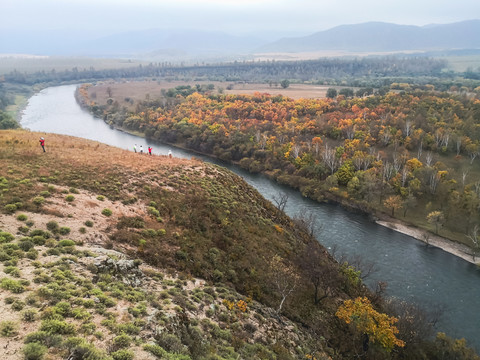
[23,343,47,360]
[144,344,167,357]
[156,333,184,354]
[11,299,25,311]
[79,227,86,234]
[46,221,59,233]
[26,249,39,260]
[24,331,62,347]
[0,320,18,337]
[32,236,46,246]
[32,196,45,208]
[19,239,35,252]
[29,229,50,238]
[147,206,160,217]
[59,227,71,235]
[79,322,96,334]
[39,190,51,198]
[4,266,21,277]
[4,203,17,213]
[0,277,25,293]
[65,195,75,202]
[111,349,134,360]
[40,319,75,335]
[58,239,76,247]
[22,309,38,322]
[113,333,133,349]
[17,213,28,221]
[0,231,14,242]
[97,195,105,201]
[102,208,112,216]
[85,220,94,227]
[63,337,109,360]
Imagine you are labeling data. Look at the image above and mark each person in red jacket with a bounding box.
[148,146,152,155]
[39,137,46,152]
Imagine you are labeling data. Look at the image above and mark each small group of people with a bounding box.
[38,137,173,158]
[133,144,172,157]
[134,144,151,154]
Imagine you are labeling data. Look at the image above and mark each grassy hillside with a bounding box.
[0,130,343,359]
[1,130,478,360]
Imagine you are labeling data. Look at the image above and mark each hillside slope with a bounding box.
[0,130,347,359]
[2,130,478,359]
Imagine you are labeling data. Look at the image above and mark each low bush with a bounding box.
[22,309,38,322]
[46,221,59,233]
[24,331,63,347]
[102,208,112,216]
[23,342,47,360]
[17,213,28,221]
[4,204,17,213]
[112,333,133,349]
[40,319,75,335]
[0,320,18,337]
[1,277,25,293]
[58,239,76,247]
[111,349,134,360]
[59,227,71,235]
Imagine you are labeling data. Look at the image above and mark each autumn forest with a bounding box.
[77,83,480,253]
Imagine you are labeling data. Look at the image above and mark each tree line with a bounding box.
[3,56,468,88]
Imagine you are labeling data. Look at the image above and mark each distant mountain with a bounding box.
[256,20,480,53]
[2,20,479,60]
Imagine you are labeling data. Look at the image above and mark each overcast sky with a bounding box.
[2,0,479,38]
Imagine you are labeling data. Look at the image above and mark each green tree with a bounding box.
[326,88,338,98]
[0,111,18,129]
[339,88,354,98]
[427,211,444,234]
[336,161,355,186]
[280,79,290,89]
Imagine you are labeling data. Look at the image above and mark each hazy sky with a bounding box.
[2,0,479,37]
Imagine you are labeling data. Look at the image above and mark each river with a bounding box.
[21,84,480,349]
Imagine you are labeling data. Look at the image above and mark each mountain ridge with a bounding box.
[1,20,479,59]
[257,19,480,53]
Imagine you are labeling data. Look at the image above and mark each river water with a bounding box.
[21,84,480,349]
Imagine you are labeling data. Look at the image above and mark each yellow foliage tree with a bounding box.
[336,297,405,352]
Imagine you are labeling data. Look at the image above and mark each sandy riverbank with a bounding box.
[376,219,480,265]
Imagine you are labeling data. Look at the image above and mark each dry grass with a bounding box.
[1,129,200,173]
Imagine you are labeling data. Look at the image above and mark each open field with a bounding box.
[444,54,480,72]
[0,56,150,75]
[88,79,331,110]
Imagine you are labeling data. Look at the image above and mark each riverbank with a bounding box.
[376,217,479,265]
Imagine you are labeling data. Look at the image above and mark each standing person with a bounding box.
[39,137,46,152]
[168,150,172,158]
[134,144,137,153]
[148,146,152,155]
[140,145,143,154]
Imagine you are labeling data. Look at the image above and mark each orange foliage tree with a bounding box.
[336,297,405,352]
